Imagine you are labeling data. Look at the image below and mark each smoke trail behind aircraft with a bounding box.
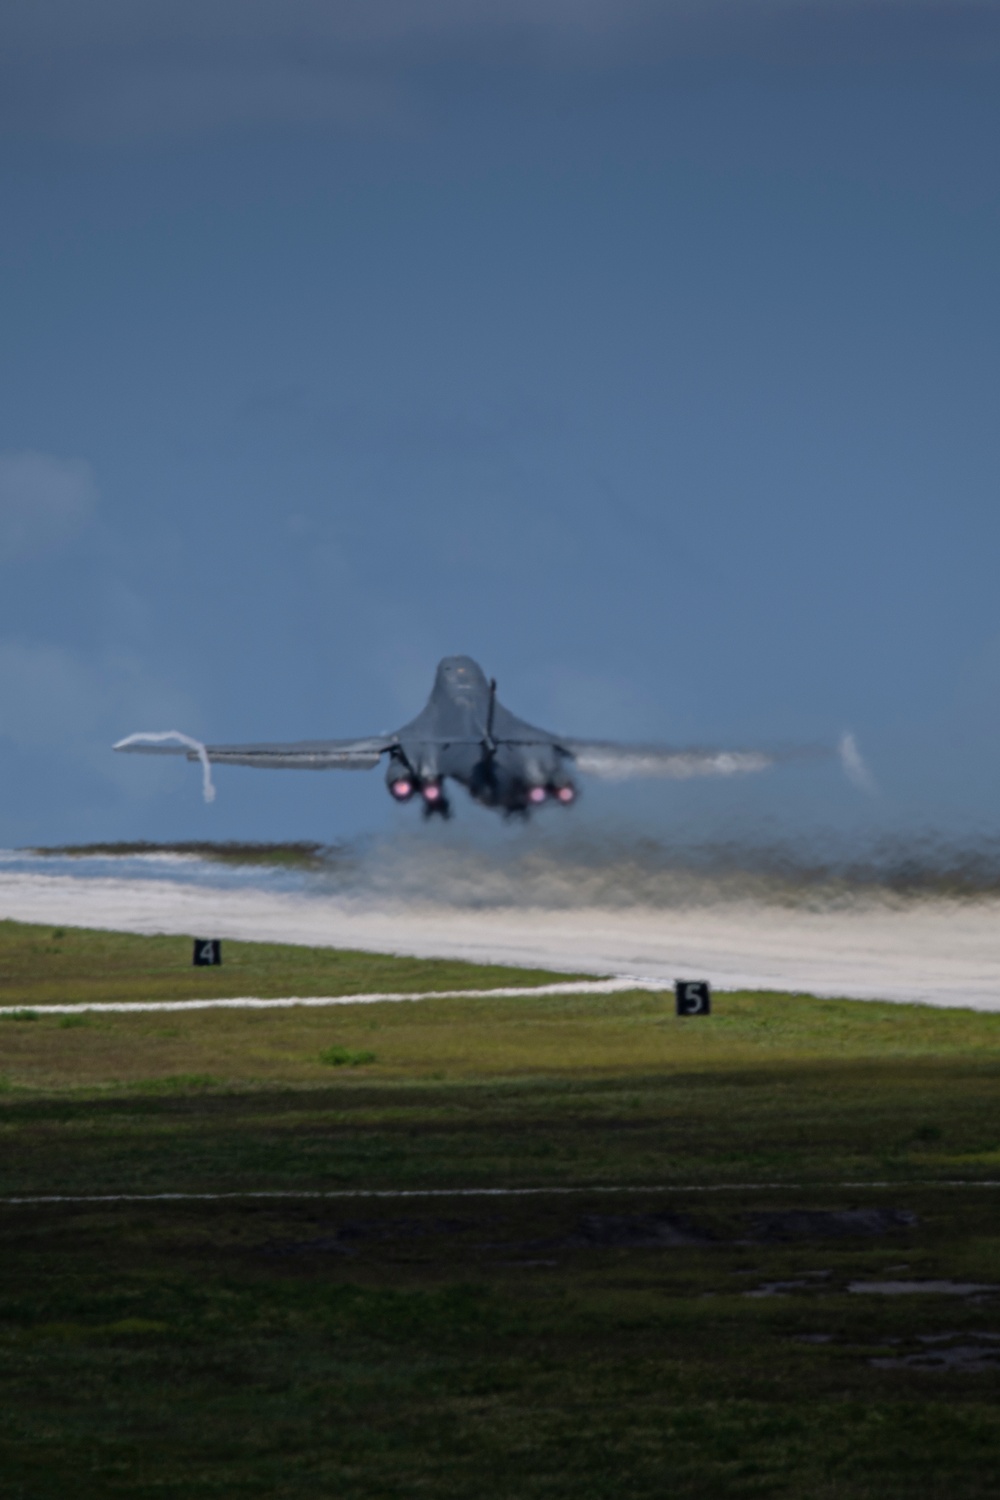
[839,732,877,794]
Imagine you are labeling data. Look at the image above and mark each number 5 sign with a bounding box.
[675,980,711,1016]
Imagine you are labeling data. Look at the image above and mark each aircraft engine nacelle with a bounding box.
[386,752,450,815]
[385,754,416,802]
[525,779,577,805]
[520,748,577,808]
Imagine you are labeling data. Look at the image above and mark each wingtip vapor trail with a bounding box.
[839,731,876,795]
[114,731,216,803]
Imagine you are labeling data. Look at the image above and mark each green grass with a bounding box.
[31,840,332,869]
[0,918,581,1007]
[0,921,997,1495]
[319,1045,377,1067]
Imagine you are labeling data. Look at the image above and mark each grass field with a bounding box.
[1,920,998,1496]
[35,840,330,869]
[0,918,579,1008]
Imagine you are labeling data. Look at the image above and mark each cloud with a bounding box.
[0,451,98,561]
[2,1,997,142]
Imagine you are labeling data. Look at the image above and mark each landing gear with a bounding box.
[421,781,451,819]
[422,793,452,820]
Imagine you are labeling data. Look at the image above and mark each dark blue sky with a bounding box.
[1,2,998,848]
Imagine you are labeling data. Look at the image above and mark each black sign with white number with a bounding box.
[675,979,711,1016]
[193,938,222,967]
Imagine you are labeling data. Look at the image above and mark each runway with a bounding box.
[1,862,998,1010]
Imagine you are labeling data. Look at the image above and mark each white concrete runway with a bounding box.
[1,868,998,1010]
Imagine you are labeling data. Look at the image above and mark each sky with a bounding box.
[0,0,998,851]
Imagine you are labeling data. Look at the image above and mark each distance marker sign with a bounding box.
[193,939,222,967]
[675,980,711,1016]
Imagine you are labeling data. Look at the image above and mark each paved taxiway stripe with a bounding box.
[3,1183,998,1205]
[0,977,662,1016]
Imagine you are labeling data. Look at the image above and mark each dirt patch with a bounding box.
[849,1279,998,1297]
[745,1208,917,1241]
[263,1216,475,1257]
[745,1271,832,1297]
[562,1212,715,1249]
[256,1205,920,1262]
[547,1206,917,1253]
[873,1332,1000,1372]
[746,1279,815,1298]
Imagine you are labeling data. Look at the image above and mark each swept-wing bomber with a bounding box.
[115,654,836,819]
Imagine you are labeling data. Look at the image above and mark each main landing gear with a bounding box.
[420,782,452,819]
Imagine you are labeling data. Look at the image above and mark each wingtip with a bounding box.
[111,730,217,803]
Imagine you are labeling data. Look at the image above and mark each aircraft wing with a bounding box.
[562,740,824,780]
[114,733,393,770]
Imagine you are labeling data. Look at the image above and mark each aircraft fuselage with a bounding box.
[385,656,576,817]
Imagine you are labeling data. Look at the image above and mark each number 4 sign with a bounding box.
[193,939,222,967]
[675,980,711,1016]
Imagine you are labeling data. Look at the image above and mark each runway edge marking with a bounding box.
[0,977,662,1015]
[3,1182,999,1206]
